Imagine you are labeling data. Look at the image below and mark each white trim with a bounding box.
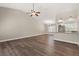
[0,33,47,42]
[54,38,78,45]
[0,33,78,46]
[47,33,79,45]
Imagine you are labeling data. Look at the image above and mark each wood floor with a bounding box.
[0,34,79,56]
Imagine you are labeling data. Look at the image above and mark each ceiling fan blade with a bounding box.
[30,14,33,16]
[36,12,40,14]
[35,13,39,16]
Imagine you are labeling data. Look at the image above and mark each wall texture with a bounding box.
[0,7,45,41]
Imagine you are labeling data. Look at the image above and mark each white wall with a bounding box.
[0,6,79,45]
[0,7,45,41]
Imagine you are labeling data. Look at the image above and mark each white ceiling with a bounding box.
[0,3,79,21]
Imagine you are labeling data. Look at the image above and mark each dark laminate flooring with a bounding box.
[0,34,79,56]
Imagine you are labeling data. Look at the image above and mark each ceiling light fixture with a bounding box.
[26,3,40,16]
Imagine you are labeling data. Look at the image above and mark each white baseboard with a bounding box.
[54,38,78,45]
[0,33,78,46]
[0,33,47,42]
[47,33,79,45]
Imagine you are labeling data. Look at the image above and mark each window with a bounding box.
[65,17,78,32]
[65,22,77,32]
[57,17,78,32]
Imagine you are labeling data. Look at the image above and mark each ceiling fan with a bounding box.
[26,3,40,16]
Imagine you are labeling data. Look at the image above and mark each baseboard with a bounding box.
[0,33,47,42]
[0,33,78,46]
[54,38,78,45]
[47,33,79,45]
